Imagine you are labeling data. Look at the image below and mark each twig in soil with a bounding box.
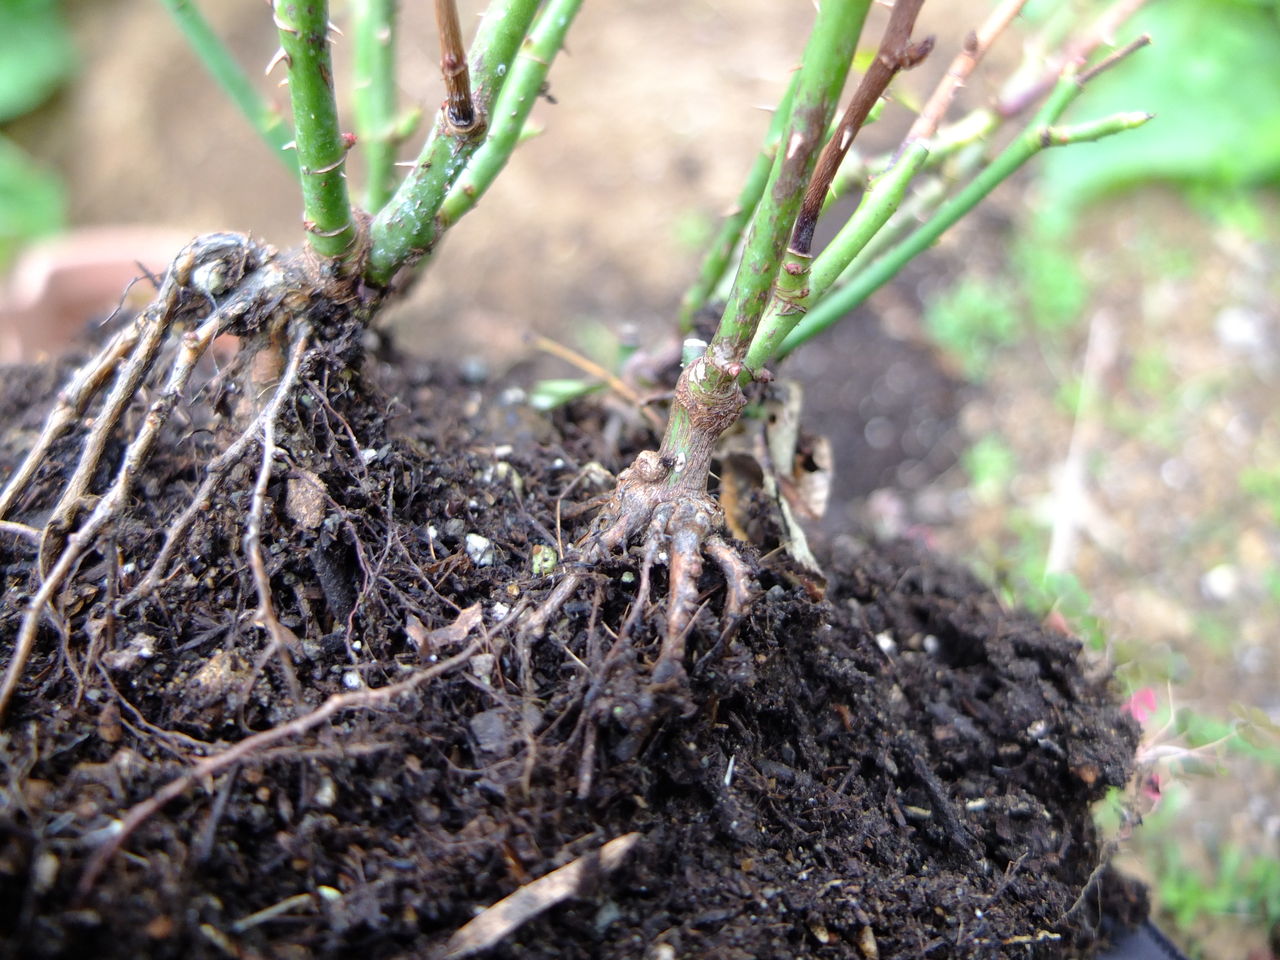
[76,603,506,898]
[0,520,39,544]
[442,832,641,958]
[193,764,240,864]
[896,734,981,860]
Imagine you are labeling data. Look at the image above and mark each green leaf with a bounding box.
[0,134,65,267]
[1038,0,1280,205]
[528,378,603,412]
[0,0,76,122]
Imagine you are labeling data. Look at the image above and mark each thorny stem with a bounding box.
[909,0,1029,142]
[435,0,477,130]
[792,0,931,256]
[365,0,545,284]
[644,0,873,506]
[159,0,300,179]
[352,0,399,211]
[274,0,357,260]
[704,0,872,382]
[815,0,1026,222]
[810,0,1131,305]
[746,0,932,369]
[435,0,584,235]
[998,0,1151,117]
[757,0,1026,367]
[675,72,801,334]
[779,68,1152,356]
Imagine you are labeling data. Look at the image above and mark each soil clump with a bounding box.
[0,335,1140,958]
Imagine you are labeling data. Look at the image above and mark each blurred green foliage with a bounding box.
[1241,465,1280,524]
[1153,835,1280,948]
[922,275,1020,379]
[0,0,75,267]
[962,433,1017,503]
[1038,0,1280,206]
[922,213,1090,379]
[1010,217,1088,334]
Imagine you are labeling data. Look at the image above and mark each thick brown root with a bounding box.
[525,446,758,748]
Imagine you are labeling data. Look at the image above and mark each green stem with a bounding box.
[778,78,1150,356]
[790,0,928,257]
[364,0,545,285]
[825,111,1000,289]
[435,0,584,234]
[810,142,929,300]
[746,0,930,371]
[745,141,929,372]
[352,0,398,212]
[160,0,299,179]
[675,72,800,334]
[274,0,356,260]
[700,0,872,393]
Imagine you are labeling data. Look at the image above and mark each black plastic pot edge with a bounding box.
[1096,919,1192,960]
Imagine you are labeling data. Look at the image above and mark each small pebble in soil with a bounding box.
[466,533,496,565]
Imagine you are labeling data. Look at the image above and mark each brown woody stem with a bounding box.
[909,0,1028,141]
[791,0,932,256]
[436,0,476,130]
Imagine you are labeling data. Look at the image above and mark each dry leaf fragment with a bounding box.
[414,603,483,660]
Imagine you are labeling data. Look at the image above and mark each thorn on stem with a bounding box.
[271,11,298,36]
[265,47,291,76]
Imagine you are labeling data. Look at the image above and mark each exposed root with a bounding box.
[525,446,759,754]
[0,230,371,724]
[243,327,312,709]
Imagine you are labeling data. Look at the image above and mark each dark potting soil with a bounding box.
[0,339,1141,959]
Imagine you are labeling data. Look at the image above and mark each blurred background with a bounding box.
[1,1,1278,955]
